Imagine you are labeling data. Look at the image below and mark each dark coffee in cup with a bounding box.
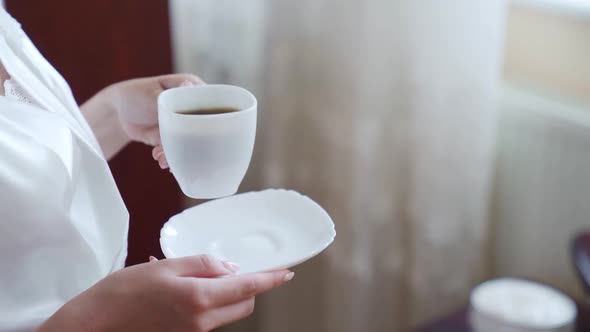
[176,107,240,115]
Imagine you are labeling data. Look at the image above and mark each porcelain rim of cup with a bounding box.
[158,84,257,119]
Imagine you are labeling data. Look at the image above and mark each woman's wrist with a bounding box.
[80,86,131,159]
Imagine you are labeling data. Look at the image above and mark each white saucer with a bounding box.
[160,189,336,274]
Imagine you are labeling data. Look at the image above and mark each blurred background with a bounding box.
[5,0,590,331]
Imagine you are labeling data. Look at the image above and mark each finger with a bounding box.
[195,298,255,332]
[165,255,240,278]
[149,256,158,262]
[159,73,205,90]
[152,145,169,170]
[158,156,169,169]
[195,270,293,307]
[152,145,164,160]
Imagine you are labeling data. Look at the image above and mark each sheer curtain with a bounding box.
[170,1,506,330]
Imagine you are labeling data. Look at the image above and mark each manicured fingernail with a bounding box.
[283,272,295,282]
[149,256,158,262]
[180,80,194,87]
[222,261,240,273]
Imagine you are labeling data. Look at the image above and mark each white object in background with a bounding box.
[470,278,577,332]
[158,84,257,199]
[160,189,336,274]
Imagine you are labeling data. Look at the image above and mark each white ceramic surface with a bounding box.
[469,278,577,332]
[160,189,336,274]
[158,85,257,199]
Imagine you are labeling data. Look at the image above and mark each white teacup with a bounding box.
[469,278,577,332]
[158,84,257,199]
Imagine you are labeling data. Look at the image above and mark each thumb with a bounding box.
[158,73,205,90]
[164,255,240,278]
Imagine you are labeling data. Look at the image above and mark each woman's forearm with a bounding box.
[80,88,130,160]
[36,301,91,332]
